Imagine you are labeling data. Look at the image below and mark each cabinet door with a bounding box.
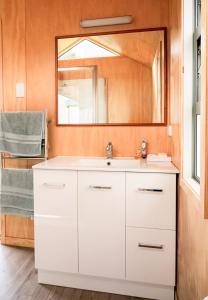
[34,170,77,216]
[126,173,176,230]
[78,171,125,279]
[126,227,175,286]
[34,170,78,273]
[35,215,78,273]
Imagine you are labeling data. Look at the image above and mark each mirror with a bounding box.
[56,28,167,125]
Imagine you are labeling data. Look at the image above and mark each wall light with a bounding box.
[80,16,133,28]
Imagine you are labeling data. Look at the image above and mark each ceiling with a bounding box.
[58,30,164,67]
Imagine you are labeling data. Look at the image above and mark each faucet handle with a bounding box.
[141,139,148,150]
[106,142,113,159]
[141,139,148,159]
[106,141,112,149]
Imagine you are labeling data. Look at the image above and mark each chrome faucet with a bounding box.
[106,142,113,159]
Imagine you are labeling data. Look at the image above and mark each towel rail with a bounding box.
[0,110,49,162]
[0,110,49,247]
[1,156,46,160]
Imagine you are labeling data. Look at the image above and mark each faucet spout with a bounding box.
[106,142,113,159]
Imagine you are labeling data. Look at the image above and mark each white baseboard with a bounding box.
[38,269,175,300]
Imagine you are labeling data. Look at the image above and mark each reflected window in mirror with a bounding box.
[56,28,167,126]
[58,66,107,124]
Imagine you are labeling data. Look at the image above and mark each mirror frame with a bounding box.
[55,27,167,126]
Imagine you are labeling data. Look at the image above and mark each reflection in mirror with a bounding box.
[56,29,166,125]
[58,66,107,123]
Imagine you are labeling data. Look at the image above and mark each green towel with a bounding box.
[0,111,45,156]
[0,169,34,217]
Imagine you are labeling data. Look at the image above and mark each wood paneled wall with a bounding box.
[168,0,182,170]
[177,184,208,300]
[0,19,3,112]
[0,0,171,247]
[169,0,208,299]
[26,0,170,158]
[0,0,171,157]
[0,0,34,247]
[0,20,2,237]
[0,0,26,111]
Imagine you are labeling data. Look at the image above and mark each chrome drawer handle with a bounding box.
[89,185,112,190]
[138,243,164,250]
[42,183,66,189]
[138,188,163,193]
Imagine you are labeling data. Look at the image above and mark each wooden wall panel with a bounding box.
[0,0,171,246]
[177,184,208,300]
[5,216,34,239]
[0,17,3,112]
[26,0,170,159]
[0,0,26,111]
[0,0,34,247]
[0,19,2,237]
[168,0,182,169]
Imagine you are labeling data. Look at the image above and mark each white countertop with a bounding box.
[32,156,179,174]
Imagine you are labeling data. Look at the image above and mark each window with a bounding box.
[58,39,119,60]
[193,0,201,182]
[183,0,201,194]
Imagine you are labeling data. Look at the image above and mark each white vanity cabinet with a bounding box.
[33,157,178,300]
[34,170,78,274]
[78,171,125,279]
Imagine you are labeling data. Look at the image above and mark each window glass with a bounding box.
[59,39,119,60]
[193,0,201,182]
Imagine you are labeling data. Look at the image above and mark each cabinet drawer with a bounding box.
[126,173,176,230]
[35,215,78,273]
[34,170,77,216]
[126,227,175,286]
[78,171,125,280]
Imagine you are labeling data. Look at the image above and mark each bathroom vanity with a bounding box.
[33,156,178,300]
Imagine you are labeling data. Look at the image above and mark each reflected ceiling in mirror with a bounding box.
[56,28,167,126]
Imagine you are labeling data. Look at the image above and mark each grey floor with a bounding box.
[0,244,148,300]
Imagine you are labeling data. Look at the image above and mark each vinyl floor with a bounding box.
[0,244,148,300]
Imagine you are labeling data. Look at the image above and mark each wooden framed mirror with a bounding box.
[55,27,167,126]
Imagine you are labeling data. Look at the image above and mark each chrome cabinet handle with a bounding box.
[138,243,164,250]
[42,183,66,189]
[89,185,112,190]
[138,188,163,193]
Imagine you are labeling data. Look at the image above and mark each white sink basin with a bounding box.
[33,156,179,174]
[79,158,140,168]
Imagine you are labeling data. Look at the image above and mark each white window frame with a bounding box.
[183,0,200,195]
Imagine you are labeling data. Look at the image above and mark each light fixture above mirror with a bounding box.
[80,16,133,28]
